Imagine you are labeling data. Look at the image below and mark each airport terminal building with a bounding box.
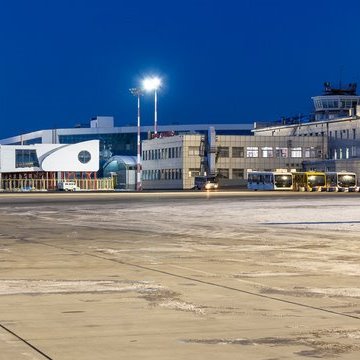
[253,83,360,176]
[0,140,107,191]
[142,82,360,189]
[2,82,360,190]
[0,117,253,190]
[0,116,252,163]
[141,133,325,190]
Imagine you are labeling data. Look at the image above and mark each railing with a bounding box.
[1,178,114,192]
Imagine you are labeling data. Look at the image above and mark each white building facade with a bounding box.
[0,140,101,191]
[142,134,325,190]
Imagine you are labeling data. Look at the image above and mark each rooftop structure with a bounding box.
[312,82,360,121]
[252,82,360,177]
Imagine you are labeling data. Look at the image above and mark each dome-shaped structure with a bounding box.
[103,155,137,190]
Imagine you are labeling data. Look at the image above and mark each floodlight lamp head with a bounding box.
[129,88,142,96]
[143,76,161,91]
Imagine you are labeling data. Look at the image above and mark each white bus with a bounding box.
[247,171,293,191]
[325,171,358,192]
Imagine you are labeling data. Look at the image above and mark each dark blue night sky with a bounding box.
[1,0,360,138]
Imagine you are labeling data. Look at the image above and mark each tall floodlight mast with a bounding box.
[143,77,161,135]
[129,87,143,191]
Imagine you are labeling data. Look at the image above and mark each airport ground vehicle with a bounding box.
[247,171,293,191]
[194,176,219,190]
[57,181,80,191]
[292,171,326,191]
[325,171,358,192]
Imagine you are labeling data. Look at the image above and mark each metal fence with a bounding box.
[1,177,114,192]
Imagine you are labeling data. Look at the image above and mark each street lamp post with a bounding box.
[154,87,158,135]
[143,77,161,135]
[129,87,143,191]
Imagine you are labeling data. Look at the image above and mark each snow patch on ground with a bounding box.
[307,287,360,298]
[159,300,205,314]
[235,272,301,277]
[10,198,360,239]
[0,279,162,296]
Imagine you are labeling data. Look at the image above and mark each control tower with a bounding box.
[311,82,360,121]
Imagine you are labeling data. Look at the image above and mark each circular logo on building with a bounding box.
[78,150,91,164]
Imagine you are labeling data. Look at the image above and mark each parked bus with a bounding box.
[247,171,293,191]
[292,171,326,192]
[325,171,358,192]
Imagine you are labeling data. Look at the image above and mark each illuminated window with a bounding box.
[188,146,199,156]
[246,147,258,158]
[275,147,288,158]
[304,147,317,158]
[188,168,200,177]
[290,148,302,158]
[261,147,273,157]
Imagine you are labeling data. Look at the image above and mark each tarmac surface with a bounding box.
[0,191,360,359]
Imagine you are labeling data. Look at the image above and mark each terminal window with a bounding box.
[232,168,244,179]
[217,147,229,158]
[275,147,288,158]
[15,149,39,168]
[290,147,302,158]
[188,146,199,156]
[246,147,259,158]
[261,147,273,158]
[232,147,244,158]
[188,168,200,177]
[217,168,229,179]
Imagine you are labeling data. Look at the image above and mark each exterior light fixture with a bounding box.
[142,76,161,135]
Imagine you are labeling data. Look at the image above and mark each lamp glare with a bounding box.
[143,77,161,91]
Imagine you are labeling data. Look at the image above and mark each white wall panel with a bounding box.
[0,140,99,173]
[41,141,99,171]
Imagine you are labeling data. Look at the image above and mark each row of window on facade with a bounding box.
[143,146,322,160]
[295,128,358,139]
[189,165,301,179]
[143,147,182,161]
[144,164,304,181]
[143,168,183,181]
[189,146,321,159]
[329,128,357,140]
[314,99,359,110]
[188,168,245,179]
[332,146,360,160]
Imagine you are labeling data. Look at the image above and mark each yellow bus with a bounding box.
[292,171,326,192]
